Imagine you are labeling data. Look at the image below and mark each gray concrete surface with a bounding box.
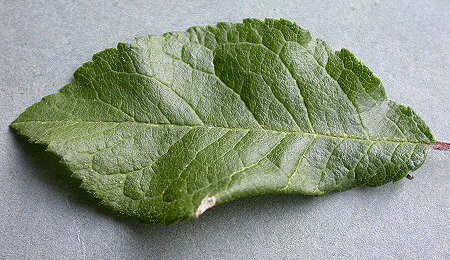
[1,0,449,259]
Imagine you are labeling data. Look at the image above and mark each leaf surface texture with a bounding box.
[12,19,434,223]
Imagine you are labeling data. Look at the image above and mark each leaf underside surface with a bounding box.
[11,19,435,224]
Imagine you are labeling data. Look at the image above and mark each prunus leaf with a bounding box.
[11,19,437,224]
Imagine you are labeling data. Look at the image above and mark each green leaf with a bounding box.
[11,19,435,224]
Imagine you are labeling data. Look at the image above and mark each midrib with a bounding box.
[12,120,431,145]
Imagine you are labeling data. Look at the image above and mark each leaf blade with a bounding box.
[11,19,434,223]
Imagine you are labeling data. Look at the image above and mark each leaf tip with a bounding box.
[195,196,217,218]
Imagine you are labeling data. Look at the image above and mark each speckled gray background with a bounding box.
[1,0,449,259]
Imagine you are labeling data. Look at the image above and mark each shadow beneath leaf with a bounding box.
[10,129,137,223]
[11,128,319,226]
[10,127,385,259]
